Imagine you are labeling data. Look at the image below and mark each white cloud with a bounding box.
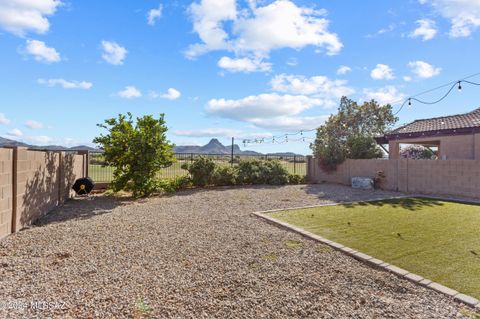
[186,0,237,57]
[101,40,127,65]
[37,78,93,89]
[286,58,298,66]
[270,74,354,106]
[370,64,395,80]
[403,76,412,82]
[0,0,61,36]
[362,86,406,105]
[366,24,396,38]
[147,4,163,26]
[117,86,142,99]
[26,135,53,144]
[336,65,351,75]
[174,128,241,137]
[7,128,23,137]
[25,120,44,129]
[409,19,437,41]
[408,60,441,78]
[0,113,11,125]
[152,88,181,100]
[23,39,60,63]
[218,56,271,73]
[249,115,329,131]
[206,93,325,122]
[186,0,342,59]
[419,0,480,37]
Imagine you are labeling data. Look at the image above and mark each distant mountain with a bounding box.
[0,137,28,147]
[174,138,263,155]
[173,138,304,156]
[0,137,102,152]
[69,145,101,152]
[1,137,304,156]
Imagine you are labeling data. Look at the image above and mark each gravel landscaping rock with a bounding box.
[0,184,476,318]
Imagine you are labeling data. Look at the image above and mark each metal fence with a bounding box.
[89,153,306,183]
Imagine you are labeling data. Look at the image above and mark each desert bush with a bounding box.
[181,156,216,186]
[213,165,237,186]
[288,174,305,184]
[236,159,290,185]
[158,175,192,193]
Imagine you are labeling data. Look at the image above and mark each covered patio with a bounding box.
[377,107,480,160]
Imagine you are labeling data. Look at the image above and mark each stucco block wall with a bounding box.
[308,158,480,199]
[15,149,61,231]
[0,149,13,239]
[0,147,86,238]
[389,133,480,160]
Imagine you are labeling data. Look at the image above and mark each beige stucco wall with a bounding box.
[389,133,480,160]
[0,148,86,237]
[308,158,480,199]
[0,149,13,239]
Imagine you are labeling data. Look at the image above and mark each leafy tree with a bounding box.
[312,97,397,171]
[400,145,436,159]
[93,113,175,197]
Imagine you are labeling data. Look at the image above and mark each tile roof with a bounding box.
[389,107,480,135]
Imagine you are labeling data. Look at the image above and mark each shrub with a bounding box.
[181,156,216,186]
[264,160,290,185]
[288,174,305,185]
[237,159,290,185]
[236,159,263,184]
[213,165,237,186]
[158,175,192,193]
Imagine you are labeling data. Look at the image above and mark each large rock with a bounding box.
[351,177,374,190]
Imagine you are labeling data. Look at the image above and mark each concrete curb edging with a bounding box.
[252,207,480,309]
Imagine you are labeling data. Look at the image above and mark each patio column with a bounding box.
[389,141,400,159]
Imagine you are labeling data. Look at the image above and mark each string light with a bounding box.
[241,73,480,146]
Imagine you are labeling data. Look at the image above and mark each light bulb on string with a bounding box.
[458,81,462,92]
[408,98,412,107]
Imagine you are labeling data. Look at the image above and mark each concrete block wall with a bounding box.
[308,157,480,199]
[0,147,86,239]
[0,149,13,238]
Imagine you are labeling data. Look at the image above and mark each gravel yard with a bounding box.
[0,184,475,318]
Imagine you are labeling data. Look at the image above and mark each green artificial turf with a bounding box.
[271,197,480,299]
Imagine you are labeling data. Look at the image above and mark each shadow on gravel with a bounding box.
[33,196,131,227]
[300,183,402,202]
[171,184,286,197]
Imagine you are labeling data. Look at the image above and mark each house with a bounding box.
[376,107,480,160]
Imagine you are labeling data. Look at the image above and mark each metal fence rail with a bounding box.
[89,153,306,183]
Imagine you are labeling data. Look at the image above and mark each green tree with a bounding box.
[93,113,175,197]
[312,97,397,171]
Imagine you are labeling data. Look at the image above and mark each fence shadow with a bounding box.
[34,196,130,226]
[20,152,59,229]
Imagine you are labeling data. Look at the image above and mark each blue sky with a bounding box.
[1,0,480,155]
